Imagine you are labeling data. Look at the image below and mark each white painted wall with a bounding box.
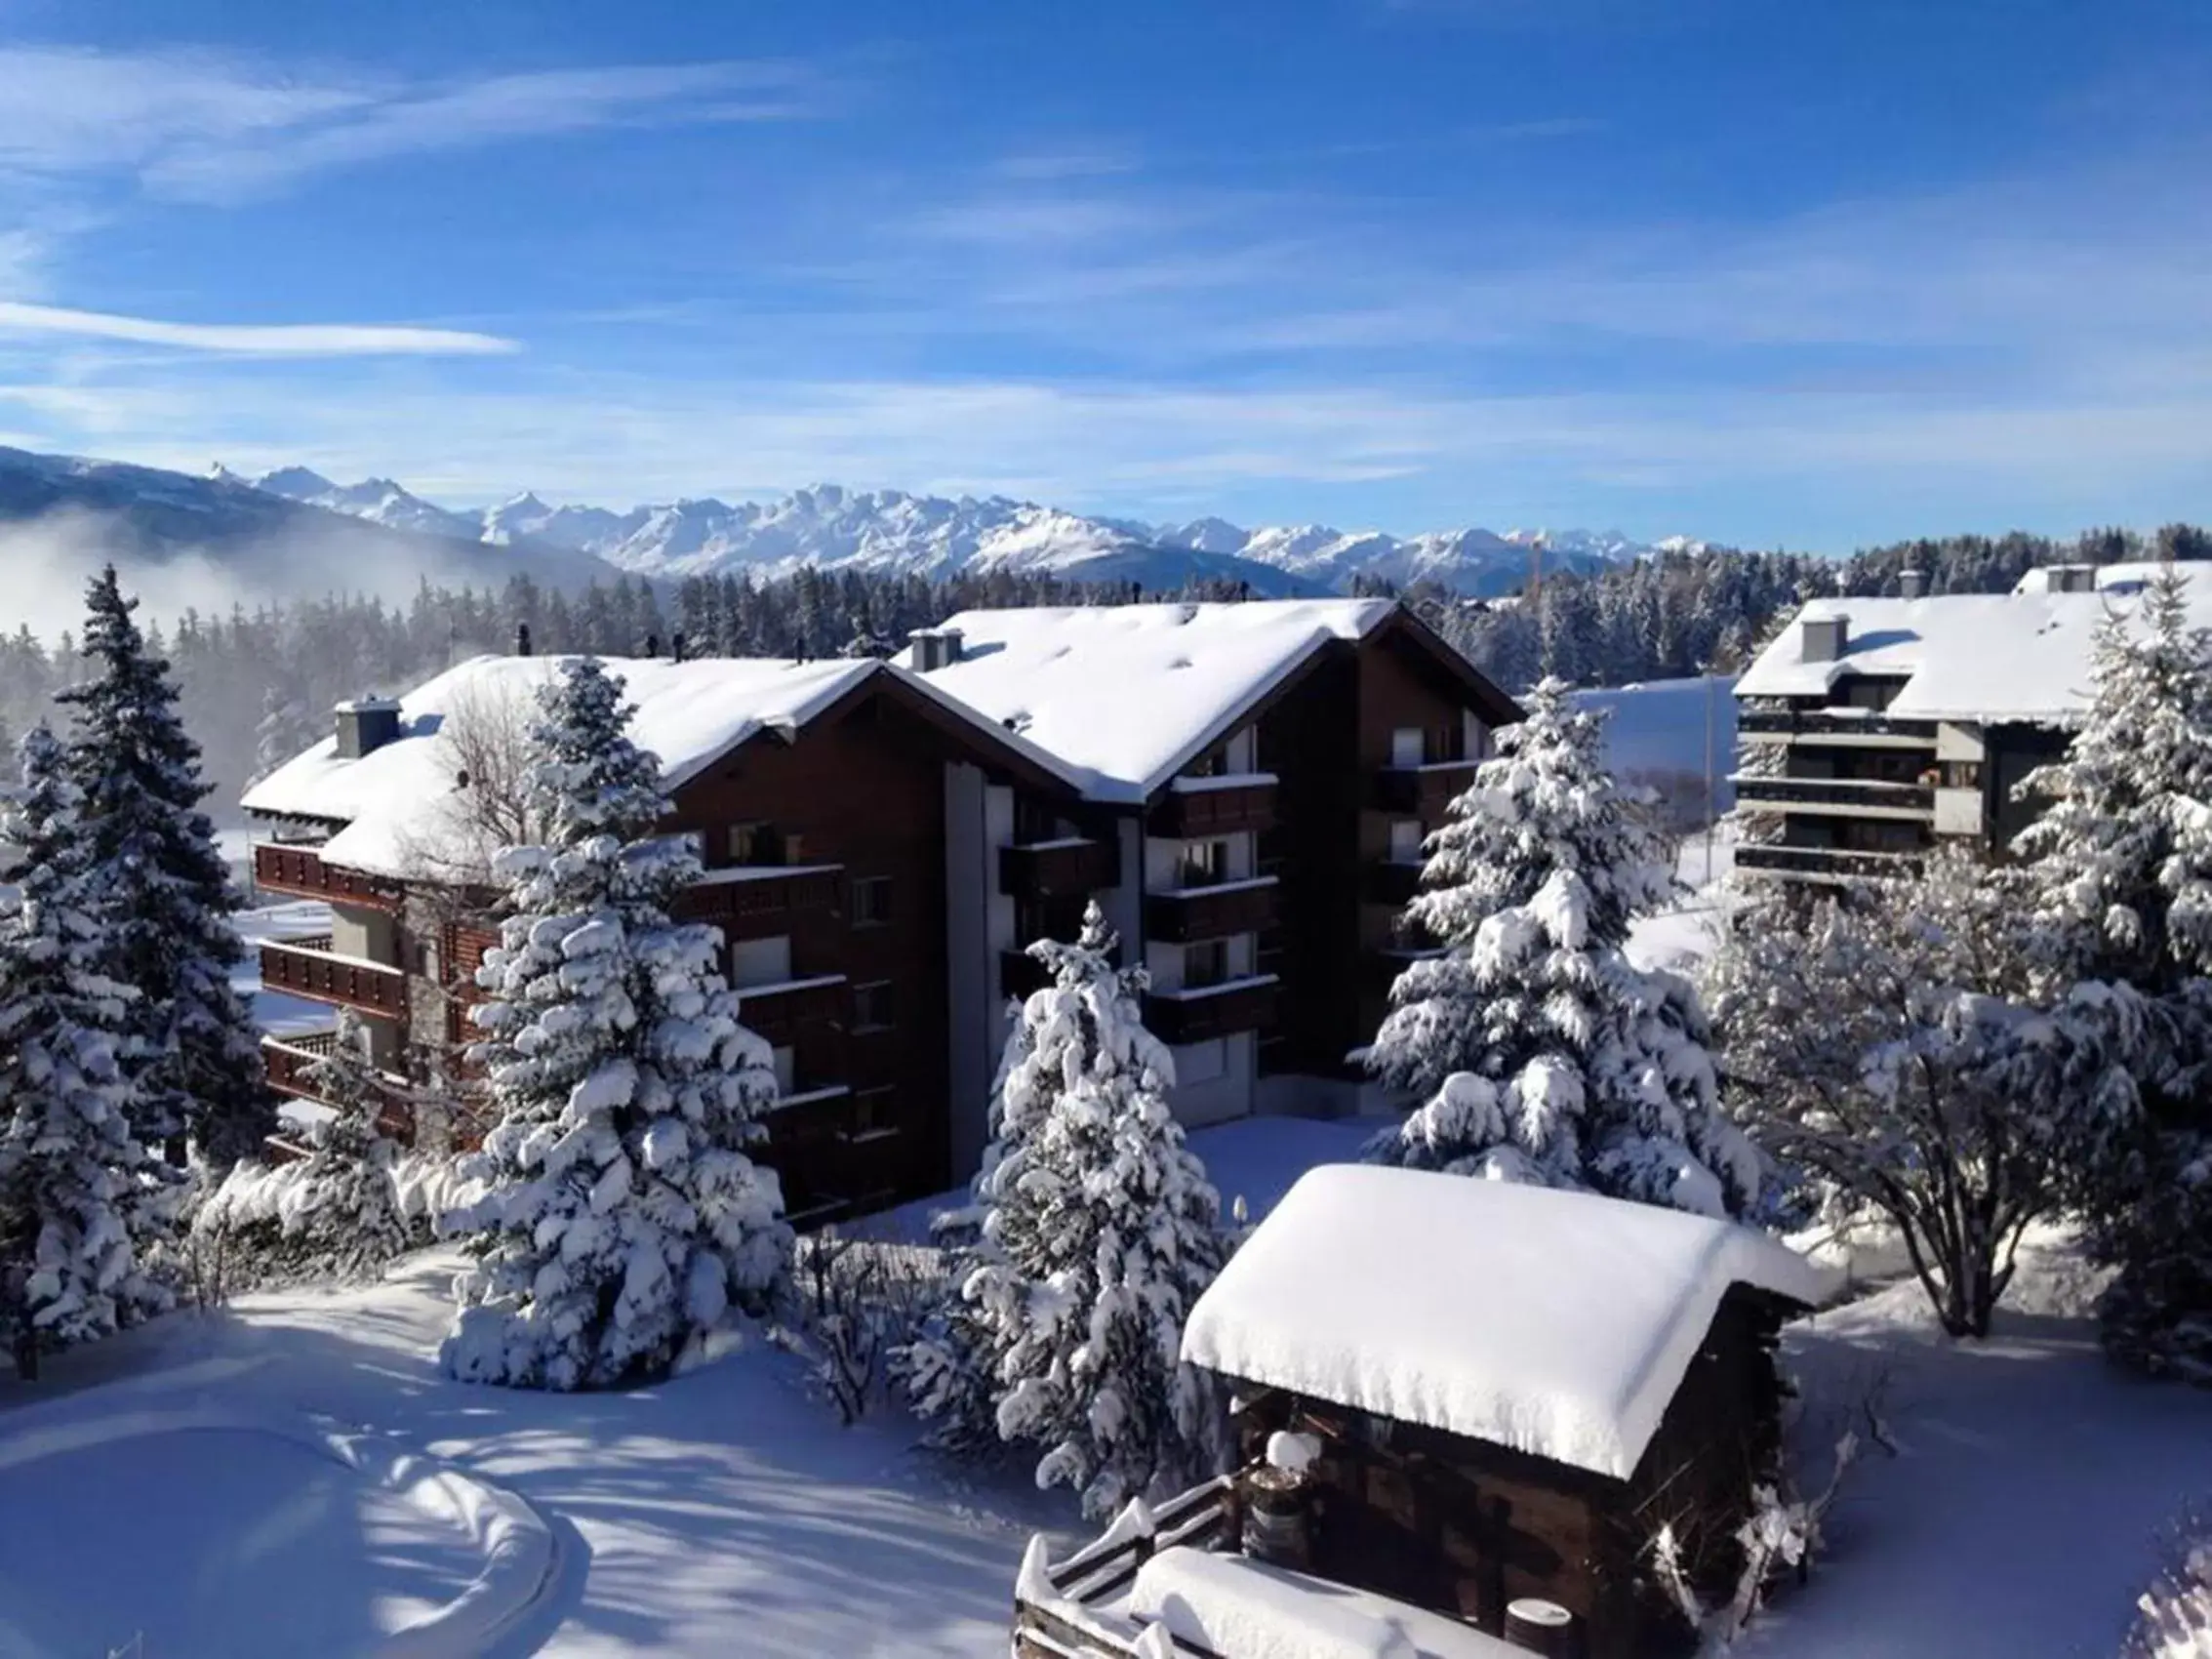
[1935,787,1984,836]
[1936,721,1987,762]
[329,903,395,965]
[1169,1032,1256,1127]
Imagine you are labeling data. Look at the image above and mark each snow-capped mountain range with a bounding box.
[235,465,1709,598]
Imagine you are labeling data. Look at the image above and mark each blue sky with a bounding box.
[0,0,2207,551]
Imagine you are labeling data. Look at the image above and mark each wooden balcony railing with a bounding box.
[251,842,401,910]
[1369,759,1479,819]
[259,936,408,1019]
[1737,708,1940,742]
[1732,776,1933,813]
[1735,843,1925,880]
[757,1084,914,1227]
[679,864,845,940]
[1148,776,1278,839]
[1014,1475,1240,1658]
[1144,877,1279,944]
[1365,859,1425,908]
[260,1032,415,1140]
[1144,975,1279,1044]
[999,836,1120,902]
[733,973,848,1044]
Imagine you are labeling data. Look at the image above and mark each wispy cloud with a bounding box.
[0,48,830,203]
[0,301,516,356]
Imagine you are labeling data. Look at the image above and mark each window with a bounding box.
[1178,839,1229,888]
[1014,795,1059,844]
[729,934,793,990]
[853,980,895,1032]
[726,821,781,866]
[413,941,439,979]
[1186,742,1232,779]
[1428,722,1467,764]
[1388,820,1424,862]
[851,875,892,928]
[1389,726,1425,768]
[771,1045,797,1099]
[1184,939,1229,989]
[1941,761,1982,789]
[853,1085,898,1137]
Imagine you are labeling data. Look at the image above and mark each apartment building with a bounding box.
[242,599,1519,1221]
[1731,566,2212,882]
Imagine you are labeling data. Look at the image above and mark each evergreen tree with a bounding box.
[1367,678,1762,1218]
[0,727,156,1373]
[2013,567,2212,1382]
[915,905,1225,1517]
[294,1011,411,1277]
[441,658,790,1390]
[58,567,272,1169]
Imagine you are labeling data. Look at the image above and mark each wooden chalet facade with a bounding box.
[1015,1166,1834,1659]
[244,601,1521,1226]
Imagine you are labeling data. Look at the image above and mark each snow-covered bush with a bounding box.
[0,725,161,1372]
[2123,1506,2212,1659]
[907,904,1227,1517]
[441,657,790,1391]
[782,1231,945,1426]
[1709,851,2148,1338]
[2013,567,2212,1385]
[189,1014,411,1288]
[1366,676,1764,1219]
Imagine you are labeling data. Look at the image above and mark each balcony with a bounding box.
[1737,708,1940,744]
[733,973,848,1044]
[1370,759,1480,819]
[1735,843,1925,881]
[259,935,408,1019]
[1368,946,1449,992]
[1144,974,1279,1044]
[759,1086,909,1227]
[680,863,844,940]
[1731,776,1934,816]
[1366,858,1426,907]
[998,835,1119,902]
[251,841,401,910]
[1147,774,1278,838]
[261,1031,414,1140]
[1144,876,1279,944]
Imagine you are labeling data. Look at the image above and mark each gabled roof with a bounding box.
[1181,1164,1834,1481]
[1734,580,2212,724]
[241,652,1088,877]
[913,599,1511,803]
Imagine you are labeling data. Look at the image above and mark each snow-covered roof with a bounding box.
[1180,1164,1835,1481]
[911,600,1398,801]
[2011,561,2166,595]
[1734,580,2212,724]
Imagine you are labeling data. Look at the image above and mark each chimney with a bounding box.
[906,627,965,672]
[1899,568,1927,600]
[515,622,533,658]
[672,630,687,664]
[334,696,403,760]
[1800,614,1849,664]
[2059,564,2096,593]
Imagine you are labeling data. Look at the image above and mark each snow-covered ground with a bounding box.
[2,1111,2203,1658]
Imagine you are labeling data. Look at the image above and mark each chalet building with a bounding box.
[1731,567,2212,883]
[1014,1165,1834,1659]
[242,654,1093,1223]
[908,600,1521,1153]
[242,600,1520,1223]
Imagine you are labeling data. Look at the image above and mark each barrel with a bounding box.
[1503,1597,1579,1657]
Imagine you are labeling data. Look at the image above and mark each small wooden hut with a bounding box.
[1013,1163,1833,1659]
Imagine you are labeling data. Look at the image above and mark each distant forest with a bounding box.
[2,522,2206,820]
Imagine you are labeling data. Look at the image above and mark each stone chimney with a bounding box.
[1899,568,1927,599]
[334,696,403,760]
[1800,614,1849,664]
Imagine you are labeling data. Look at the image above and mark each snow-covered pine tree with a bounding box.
[2013,565,2212,1381]
[441,657,790,1390]
[58,566,272,1170]
[1366,676,1763,1219]
[0,726,157,1373]
[295,1011,410,1277]
[933,903,1226,1518]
